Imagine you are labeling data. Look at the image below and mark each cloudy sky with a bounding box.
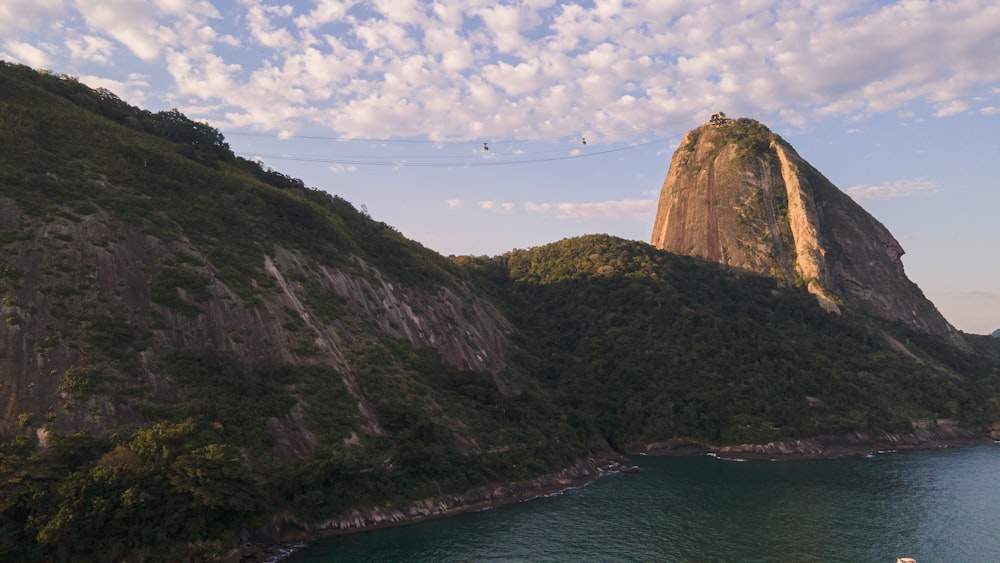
[2,0,999,333]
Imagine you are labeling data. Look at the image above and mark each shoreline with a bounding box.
[233,452,626,562]
[643,420,1000,460]
[231,422,999,561]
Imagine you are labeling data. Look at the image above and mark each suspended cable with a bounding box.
[236,137,670,168]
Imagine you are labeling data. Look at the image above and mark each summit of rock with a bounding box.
[650,117,961,344]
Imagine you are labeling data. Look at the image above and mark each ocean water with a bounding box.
[283,444,1000,562]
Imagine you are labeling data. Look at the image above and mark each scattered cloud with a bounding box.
[525,199,656,221]
[2,40,55,68]
[4,0,998,140]
[934,100,968,117]
[65,35,116,63]
[845,178,941,202]
[0,0,63,34]
[446,199,463,209]
[479,201,514,213]
[329,164,357,173]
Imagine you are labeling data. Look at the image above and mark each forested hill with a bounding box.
[459,235,1000,449]
[1,61,998,560]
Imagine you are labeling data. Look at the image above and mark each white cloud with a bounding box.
[934,100,968,117]
[479,200,514,213]
[245,1,298,50]
[65,35,115,63]
[446,199,463,209]
[165,48,242,102]
[2,41,55,68]
[352,17,417,52]
[74,0,164,61]
[10,0,1000,142]
[982,106,1000,115]
[524,198,656,220]
[329,163,357,173]
[294,0,358,30]
[0,0,63,34]
[845,178,941,202]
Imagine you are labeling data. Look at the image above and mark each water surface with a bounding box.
[285,444,1000,561]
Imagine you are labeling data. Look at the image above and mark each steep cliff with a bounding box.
[650,117,962,344]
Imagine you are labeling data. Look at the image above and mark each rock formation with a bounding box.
[650,117,962,345]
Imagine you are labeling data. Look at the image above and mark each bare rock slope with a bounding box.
[650,117,961,344]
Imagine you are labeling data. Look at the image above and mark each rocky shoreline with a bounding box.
[218,422,999,561]
[219,451,629,562]
[644,420,1000,460]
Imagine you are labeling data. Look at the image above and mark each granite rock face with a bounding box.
[650,117,961,345]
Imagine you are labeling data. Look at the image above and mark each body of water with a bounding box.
[284,444,1000,561]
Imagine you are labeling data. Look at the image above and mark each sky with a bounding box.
[2,0,998,334]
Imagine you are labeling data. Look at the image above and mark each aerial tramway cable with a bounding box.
[235,137,670,168]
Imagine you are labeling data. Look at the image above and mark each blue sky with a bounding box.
[2,0,998,334]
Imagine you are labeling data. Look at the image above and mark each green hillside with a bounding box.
[461,235,1000,447]
[0,63,580,560]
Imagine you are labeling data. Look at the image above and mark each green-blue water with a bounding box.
[283,444,1000,561]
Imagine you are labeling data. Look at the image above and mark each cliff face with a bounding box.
[0,193,511,442]
[650,118,961,344]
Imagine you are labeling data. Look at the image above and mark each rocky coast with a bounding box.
[645,420,1000,460]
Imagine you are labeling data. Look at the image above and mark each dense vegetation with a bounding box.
[0,63,579,559]
[461,235,1000,448]
[1,62,998,560]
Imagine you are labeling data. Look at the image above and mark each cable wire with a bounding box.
[236,137,670,168]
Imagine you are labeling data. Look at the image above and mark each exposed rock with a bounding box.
[650,117,963,346]
[255,456,603,545]
[0,194,512,444]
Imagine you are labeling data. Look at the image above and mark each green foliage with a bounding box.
[16,414,33,429]
[724,118,774,160]
[0,421,266,560]
[153,350,299,453]
[60,366,104,395]
[84,314,149,368]
[302,280,350,323]
[150,266,212,316]
[468,235,999,447]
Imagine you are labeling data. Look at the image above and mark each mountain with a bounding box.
[0,63,582,559]
[2,64,998,560]
[650,116,962,346]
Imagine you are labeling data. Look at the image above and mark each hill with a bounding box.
[0,62,581,559]
[463,235,1000,449]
